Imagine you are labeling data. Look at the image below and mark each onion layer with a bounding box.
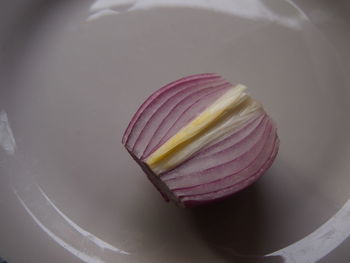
[122,73,279,207]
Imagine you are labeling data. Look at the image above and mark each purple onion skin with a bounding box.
[122,73,279,207]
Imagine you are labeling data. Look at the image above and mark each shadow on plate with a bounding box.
[185,182,284,263]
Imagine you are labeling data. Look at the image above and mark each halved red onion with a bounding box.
[122,73,279,207]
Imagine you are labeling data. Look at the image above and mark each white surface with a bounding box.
[1,0,350,262]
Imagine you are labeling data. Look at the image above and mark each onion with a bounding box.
[122,73,279,207]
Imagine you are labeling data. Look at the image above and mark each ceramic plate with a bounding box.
[1,0,350,262]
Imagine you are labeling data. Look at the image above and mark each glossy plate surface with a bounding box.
[1,0,350,262]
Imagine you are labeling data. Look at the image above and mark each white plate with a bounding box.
[1,0,350,262]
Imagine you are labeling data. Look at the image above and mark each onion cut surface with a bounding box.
[122,73,279,207]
